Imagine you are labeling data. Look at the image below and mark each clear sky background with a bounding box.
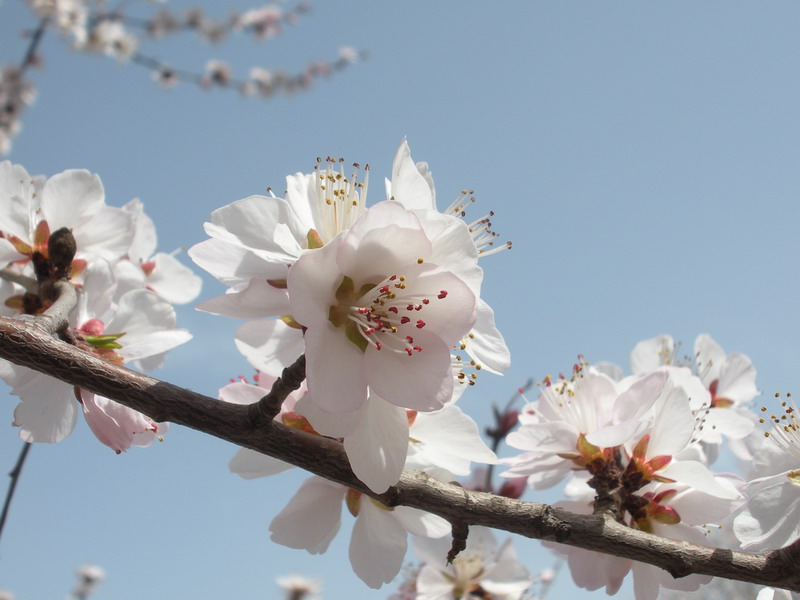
[1,1,800,598]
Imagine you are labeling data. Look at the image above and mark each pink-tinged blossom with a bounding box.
[412,527,532,600]
[503,366,740,501]
[288,200,477,414]
[550,479,741,600]
[3,262,189,452]
[269,476,450,589]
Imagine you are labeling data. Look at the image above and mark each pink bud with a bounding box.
[498,476,527,499]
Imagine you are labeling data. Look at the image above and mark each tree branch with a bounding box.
[0,441,32,544]
[0,315,796,592]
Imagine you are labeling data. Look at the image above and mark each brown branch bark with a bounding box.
[0,314,797,592]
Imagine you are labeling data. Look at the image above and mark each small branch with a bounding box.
[36,280,78,336]
[248,354,306,426]
[20,18,50,74]
[446,520,469,563]
[0,318,798,592]
[0,269,37,293]
[0,442,32,544]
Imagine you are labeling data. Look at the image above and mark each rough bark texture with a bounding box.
[1,313,798,593]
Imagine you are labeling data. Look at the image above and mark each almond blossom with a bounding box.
[411,527,532,600]
[0,161,135,274]
[734,394,800,551]
[269,475,450,589]
[287,199,477,414]
[2,260,190,452]
[549,478,742,600]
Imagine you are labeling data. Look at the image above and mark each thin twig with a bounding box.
[0,442,32,544]
[248,354,306,426]
[0,268,37,293]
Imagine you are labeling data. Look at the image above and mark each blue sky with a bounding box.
[2,1,800,598]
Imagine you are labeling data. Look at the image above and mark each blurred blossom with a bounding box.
[276,574,322,600]
[70,564,105,599]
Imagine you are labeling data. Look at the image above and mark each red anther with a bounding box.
[358,307,370,314]
[389,275,397,281]
[405,348,413,356]
[416,320,426,329]
[437,290,448,299]
[415,305,422,311]
[413,346,423,352]
[375,342,382,350]
[229,378,236,383]
[405,336,414,343]
[407,304,415,311]
[400,316,411,324]
[379,285,390,294]
[422,298,430,304]
[518,387,524,394]
[388,306,398,313]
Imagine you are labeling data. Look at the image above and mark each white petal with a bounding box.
[388,139,436,211]
[122,198,157,263]
[408,405,496,475]
[229,448,294,479]
[630,334,674,374]
[269,477,345,554]
[366,328,453,412]
[393,505,450,538]
[659,461,741,499]
[464,300,510,374]
[41,169,105,231]
[11,373,78,443]
[234,319,304,376]
[146,252,203,305]
[343,397,408,493]
[349,500,407,588]
[196,279,289,319]
[304,324,368,413]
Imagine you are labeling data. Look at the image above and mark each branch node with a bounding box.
[447,520,469,564]
[248,354,306,427]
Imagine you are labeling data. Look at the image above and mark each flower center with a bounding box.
[328,272,449,356]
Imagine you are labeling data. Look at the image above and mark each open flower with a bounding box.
[412,527,532,600]
[288,200,477,414]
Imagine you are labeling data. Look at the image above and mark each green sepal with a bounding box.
[84,333,126,350]
[280,315,304,329]
[335,276,355,303]
[307,228,324,250]
[345,321,368,353]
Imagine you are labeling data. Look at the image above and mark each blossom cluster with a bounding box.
[498,333,786,599]
[191,139,518,589]
[5,139,800,599]
[0,160,200,452]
